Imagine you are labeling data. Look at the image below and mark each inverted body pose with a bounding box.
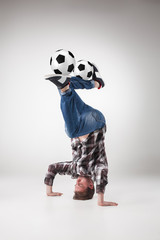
[44,64,118,206]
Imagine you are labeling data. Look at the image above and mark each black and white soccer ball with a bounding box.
[74,60,94,80]
[50,49,75,75]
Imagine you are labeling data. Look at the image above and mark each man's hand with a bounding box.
[47,192,63,196]
[97,192,118,206]
[46,185,63,197]
[98,201,118,206]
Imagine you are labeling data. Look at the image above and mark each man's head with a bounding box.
[73,176,95,200]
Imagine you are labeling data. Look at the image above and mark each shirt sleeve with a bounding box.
[44,161,72,186]
[94,163,108,194]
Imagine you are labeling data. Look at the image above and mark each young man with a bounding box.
[44,64,118,207]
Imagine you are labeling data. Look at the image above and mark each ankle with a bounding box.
[61,84,69,93]
[94,81,100,89]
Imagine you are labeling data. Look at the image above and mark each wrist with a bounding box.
[46,185,52,195]
[97,192,104,204]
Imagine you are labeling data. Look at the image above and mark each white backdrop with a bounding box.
[0,0,160,179]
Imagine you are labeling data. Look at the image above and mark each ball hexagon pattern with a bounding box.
[74,60,93,80]
[50,49,76,75]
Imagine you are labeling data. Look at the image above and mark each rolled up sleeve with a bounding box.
[95,164,108,194]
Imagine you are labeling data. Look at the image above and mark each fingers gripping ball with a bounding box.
[50,49,76,75]
[74,60,94,80]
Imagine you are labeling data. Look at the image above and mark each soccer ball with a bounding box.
[74,60,94,80]
[50,49,75,75]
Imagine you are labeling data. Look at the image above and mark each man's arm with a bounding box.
[95,164,118,206]
[46,185,63,196]
[97,192,118,206]
[44,161,72,197]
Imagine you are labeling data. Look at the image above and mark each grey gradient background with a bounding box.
[0,1,160,240]
[0,0,160,178]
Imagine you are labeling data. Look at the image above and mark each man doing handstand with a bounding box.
[44,64,118,207]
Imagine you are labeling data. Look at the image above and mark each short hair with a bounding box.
[73,185,95,200]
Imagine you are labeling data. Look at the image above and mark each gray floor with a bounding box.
[0,174,160,240]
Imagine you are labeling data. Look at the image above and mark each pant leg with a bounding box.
[60,88,85,138]
[59,88,106,138]
[70,76,95,90]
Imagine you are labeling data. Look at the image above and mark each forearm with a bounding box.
[44,162,72,186]
[44,162,72,197]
